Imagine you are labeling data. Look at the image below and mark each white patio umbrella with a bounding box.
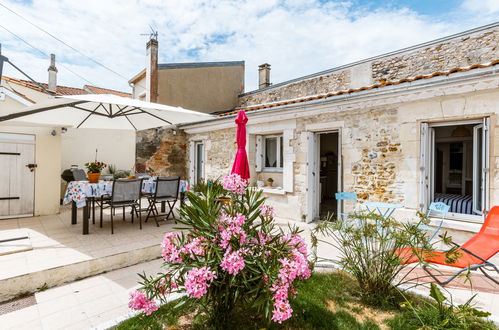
[0,94,213,130]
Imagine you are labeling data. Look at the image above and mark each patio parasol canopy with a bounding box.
[0,94,213,130]
[230,110,250,180]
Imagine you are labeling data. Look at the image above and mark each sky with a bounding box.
[0,0,498,94]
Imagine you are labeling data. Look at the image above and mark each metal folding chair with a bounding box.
[419,202,450,242]
[72,168,87,181]
[100,178,143,234]
[145,176,180,226]
[335,192,357,220]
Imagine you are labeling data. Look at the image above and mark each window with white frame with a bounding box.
[259,135,283,172]
[420,118,489,221]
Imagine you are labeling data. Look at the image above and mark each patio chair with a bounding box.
[100,174,114,181]
[398,206,499,286]
[100,178,143,234]
[419,202,450,242]
[72,168,87,181]
[335,192,357,220]
[145,176,180,227]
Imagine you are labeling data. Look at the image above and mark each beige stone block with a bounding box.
[398,122,418,142]
[440,98,466,118]
[398,100,442,122]
[464,91,499,115]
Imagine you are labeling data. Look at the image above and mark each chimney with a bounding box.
[47,54,57,92]
[145,38,158,103]
[258,63,271,89]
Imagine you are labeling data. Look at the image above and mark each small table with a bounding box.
[63,178,188,234]
[365,201,402,218]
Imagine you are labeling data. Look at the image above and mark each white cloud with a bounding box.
[462,0,499,13]
[0,0,495,94]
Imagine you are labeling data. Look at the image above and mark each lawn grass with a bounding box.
[115,271,495,330]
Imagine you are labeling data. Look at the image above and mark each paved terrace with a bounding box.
[0,204,177,302]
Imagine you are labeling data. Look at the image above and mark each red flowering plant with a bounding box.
[129,174,311,328]
[84,161,106,173]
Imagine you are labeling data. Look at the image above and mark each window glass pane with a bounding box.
[265,137,277,167]
[279,136,283,168]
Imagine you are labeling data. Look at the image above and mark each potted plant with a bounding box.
[266,177,274,187]
[84,161,107,183]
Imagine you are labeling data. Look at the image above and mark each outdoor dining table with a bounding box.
[63,178,188,234]
[365,201,403,218]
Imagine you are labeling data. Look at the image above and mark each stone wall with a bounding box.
[238,70,350,107]
[188,128,237,181]
[295,107,404,207]
[135,127,187,177]
[372,30,499,83]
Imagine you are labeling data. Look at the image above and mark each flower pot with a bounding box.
[87,172,100,183]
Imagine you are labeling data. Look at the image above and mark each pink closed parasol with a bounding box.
[230,110,250,180]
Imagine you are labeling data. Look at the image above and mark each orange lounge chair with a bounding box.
[398,206,499,286]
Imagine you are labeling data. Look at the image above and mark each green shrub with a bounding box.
[392,283,494,329]
[312,212,433,305]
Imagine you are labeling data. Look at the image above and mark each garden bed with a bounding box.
[114,271,495,330]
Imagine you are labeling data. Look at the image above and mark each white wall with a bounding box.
[61,128,136,172]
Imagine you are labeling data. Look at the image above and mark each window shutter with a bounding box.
[255,135,263,172]
[306,132,317,222]
[188,141,195,185]
[419,123,430,212]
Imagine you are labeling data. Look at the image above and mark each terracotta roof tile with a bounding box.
[83,85,131,98]
[219,60,499,117]
[2,76,130,98]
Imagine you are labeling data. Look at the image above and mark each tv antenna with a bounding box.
[140,25,158,41]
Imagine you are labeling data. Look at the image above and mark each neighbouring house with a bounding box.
[129,38,245,175]
[0,55,134,218]
[135,22,499,241]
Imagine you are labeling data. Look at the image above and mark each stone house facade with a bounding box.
[137,23,499,239]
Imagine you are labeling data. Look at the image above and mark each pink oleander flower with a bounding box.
[181,236,207,259]
[184,266,217,298]
[156,276,179,295]
[220,250,245,275]
[217,212,247,249]
[271,299,293,323]
[128,290,159,315]
[259,204,276,218]
[223,174,247,194]
[287,234,308,257]
[161,232,182,263]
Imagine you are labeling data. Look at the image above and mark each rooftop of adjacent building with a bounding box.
[128,61,245,84]
[0,76,131,104]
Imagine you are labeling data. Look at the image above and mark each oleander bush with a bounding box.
[128,174,311,329]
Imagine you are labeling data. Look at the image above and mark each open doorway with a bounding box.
[319,132,339,218]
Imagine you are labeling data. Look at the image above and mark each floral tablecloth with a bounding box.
[63,178,188,208]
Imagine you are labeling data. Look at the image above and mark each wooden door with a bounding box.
[0,133,35,218]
